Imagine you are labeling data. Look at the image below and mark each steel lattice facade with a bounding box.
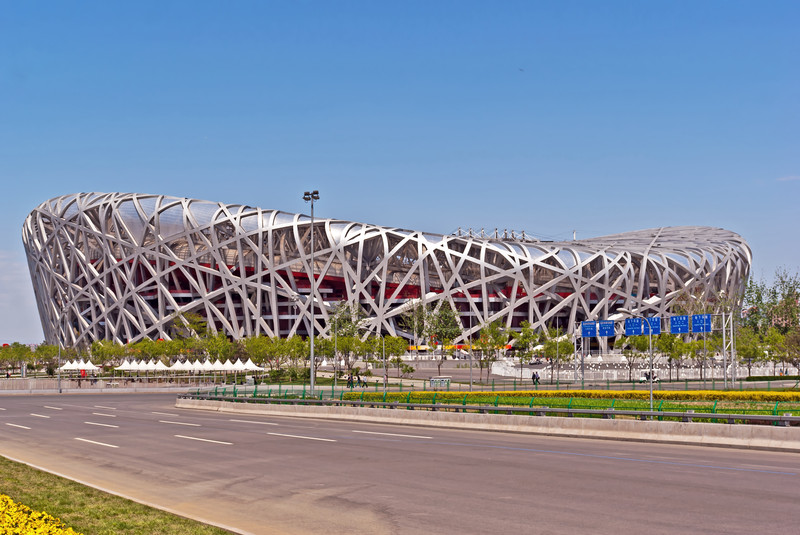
[23,192,751,348]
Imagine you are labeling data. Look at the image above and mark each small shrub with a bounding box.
[268,369,286,382]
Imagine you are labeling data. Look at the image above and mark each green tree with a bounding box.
[764,327,786,376]
[381,335,410,378]
[169,311,209,340]
[329,303,363,374]
[785,328,800,372]
[384,336,409,359]
[425,302,462,376]
[242,335,273,368]
[285,335,308,369]
[398,301,429,356]
[621,335,649,381]
[512,321,541,381]
[203,332,235,361]
[542,327,572,384]
[735,326,762,377]
[0,343,32,375]
[769,268,800,334]
[34,344,59,375]
[90,340,124,369]
[473,320,508,382]
[742,268,800,337]
[656,333,683,381]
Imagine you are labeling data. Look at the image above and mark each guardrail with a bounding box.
[177,392,800,427]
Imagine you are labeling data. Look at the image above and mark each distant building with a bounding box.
[23,193,751,348]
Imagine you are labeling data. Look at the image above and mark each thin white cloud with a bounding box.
[777,175,800,182]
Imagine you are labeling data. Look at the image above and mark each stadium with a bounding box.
[23,193,751,349]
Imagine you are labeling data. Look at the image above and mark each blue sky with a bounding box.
[1,1,797,344]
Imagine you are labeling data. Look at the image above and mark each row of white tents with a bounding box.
[57,359,100,372]
[57,358,265,373]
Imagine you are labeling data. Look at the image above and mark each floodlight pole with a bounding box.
[303,190,320,396]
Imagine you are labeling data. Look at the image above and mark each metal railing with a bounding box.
[178,392,800,427]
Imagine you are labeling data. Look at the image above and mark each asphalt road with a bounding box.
[1,393,798,534]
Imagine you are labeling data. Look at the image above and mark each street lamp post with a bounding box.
[691,294,708,387]
[468,312,473,392]
[620,308,654,412]
[303,190,319,396]
[57,305,64,394]
[333,313,338,390]
[382,334,387,395]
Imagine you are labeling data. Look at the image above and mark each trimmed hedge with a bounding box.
[744,375,800,382]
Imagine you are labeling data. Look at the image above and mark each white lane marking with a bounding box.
[85,421,119,428]
[268,432,336,443]
[6,423,30,430]
[151,411,179,416]
[229,419,278,426]
[92,413,116,418]
[159,420,201,427]
[43,406,62,410]
[93,405,116,410]
[75,437,118,448]
[175,435,232,445]
[352,430,433,439]
[30,413,50,419]
[0,408,6,411]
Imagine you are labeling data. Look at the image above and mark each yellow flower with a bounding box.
[0,494,83,534]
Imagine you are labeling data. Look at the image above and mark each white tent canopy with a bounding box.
[243,358,265,371]
[79,360,99,371]
[57,360,77,371]
[169,360,190,372]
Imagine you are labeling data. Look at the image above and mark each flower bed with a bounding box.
[0,494,82,535]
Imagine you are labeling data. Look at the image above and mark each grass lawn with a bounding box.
[0,456,234,535]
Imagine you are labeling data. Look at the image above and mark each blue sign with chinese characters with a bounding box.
[581,321,597,338]
[692,314,712,333]
[645,316,661,335]
[598,320,615,337]
[670,315,689,334]
[624,317,642,336]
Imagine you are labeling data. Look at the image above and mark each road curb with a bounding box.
[176,398,800,452]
